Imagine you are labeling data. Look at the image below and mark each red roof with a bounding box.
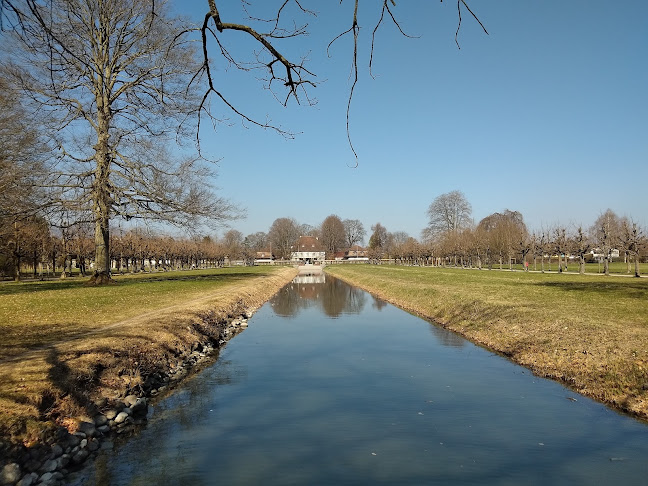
[296,236,324,252]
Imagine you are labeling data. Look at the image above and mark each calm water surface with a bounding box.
[74,275,648,485]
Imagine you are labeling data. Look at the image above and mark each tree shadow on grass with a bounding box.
[0,272,263,297]
[534,280,648,299]
[0,322,122,363]
[0,279,86,296]
[44,347,104,421]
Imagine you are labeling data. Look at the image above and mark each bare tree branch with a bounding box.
[450,0,489,49]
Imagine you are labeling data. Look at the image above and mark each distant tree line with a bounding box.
[421,191,647,277]
[3,192,647,280]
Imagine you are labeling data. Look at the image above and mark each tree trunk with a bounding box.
[12,223,21,282]
[60,254,68,279]
[79,256,87,277]
[88,105,114,286]
[13,250,21,282]
[579,256,585,275]
[634,254,641,278]
[90,213,111,284]
[604,256,610,276]
[626,252,631,274]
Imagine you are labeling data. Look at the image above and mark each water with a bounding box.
[75,275,648,485]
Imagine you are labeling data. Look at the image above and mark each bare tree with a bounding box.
[343,219,366,248]
[620,220,643,278]
[469,227,486,269]
[243,232,268,252]
[2,0,238,284]
[477,210,527,270]
[2,216,49,280]
[320,214,346,258]
[368,222,388,261]
[0,74,49,216]
[268,217,300,260]
[424,190,473,240]
[0,74,50,278]
[570,226,592,275]
[70,221,93,276]
[590,209,621,276]
[222,229,244,261]
[299,223,320,238]
[527,231,540,271]
[553,226,568,273]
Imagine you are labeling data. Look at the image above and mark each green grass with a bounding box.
[326,264,648,419]
[0,267,280,358]
[503,260,647,274]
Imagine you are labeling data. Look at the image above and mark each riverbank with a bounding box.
[0,266,297,485]
[325,265,648,421]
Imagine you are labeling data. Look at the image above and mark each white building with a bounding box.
[291,236,326,263]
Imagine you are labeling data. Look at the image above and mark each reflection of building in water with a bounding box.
[292,283,319,300]
[291,274,326,301]
[292,274,326,285]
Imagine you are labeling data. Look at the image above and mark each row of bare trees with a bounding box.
[3,213,367,278]
[0,222,270,280]
[3,204,645,280]
[421,192,646,277]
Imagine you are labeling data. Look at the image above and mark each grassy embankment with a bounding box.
[0,266,297,445]
[326,265,648,420]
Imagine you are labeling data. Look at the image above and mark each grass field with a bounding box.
[0,266,297,445]
[325,264,648,420]
[0,267,277,360]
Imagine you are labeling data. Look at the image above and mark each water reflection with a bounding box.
[371,295,388,311]
[270,274,367,318]
[428,323,466,348]
[73,276,648,486]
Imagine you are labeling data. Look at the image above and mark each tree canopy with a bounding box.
[1,0,238,283]
[424,190,473,240]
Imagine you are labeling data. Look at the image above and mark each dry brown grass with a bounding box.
[0,267,297,446]
[326,265,648,420]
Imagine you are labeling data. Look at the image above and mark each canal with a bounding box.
[73,274,648,485]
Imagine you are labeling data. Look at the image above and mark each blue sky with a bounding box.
[183,1,648,242]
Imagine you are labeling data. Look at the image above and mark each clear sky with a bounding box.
[182,1,648,243]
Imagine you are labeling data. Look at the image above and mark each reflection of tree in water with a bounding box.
[270,277,366,318]
[320,278,366,318]
[269,284,311,318]
[428,323,466,348]
[371,296,388,311]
